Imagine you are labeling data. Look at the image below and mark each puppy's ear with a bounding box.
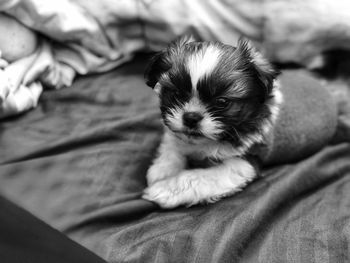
[236,38,279,98]
[144,51,170,89]
[144,35,195,89]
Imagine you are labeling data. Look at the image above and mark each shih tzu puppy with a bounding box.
[142,36,282,209]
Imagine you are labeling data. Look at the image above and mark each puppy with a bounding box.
[142,37,282,209]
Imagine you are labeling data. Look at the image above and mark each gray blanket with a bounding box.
[1,55,350,262]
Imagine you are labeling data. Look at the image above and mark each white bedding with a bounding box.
[1,0,350,118]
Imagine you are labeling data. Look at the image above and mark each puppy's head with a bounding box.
[145,36,279,150]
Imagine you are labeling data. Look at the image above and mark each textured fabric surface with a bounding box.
[258,71,338,166]
[0,55,349,263]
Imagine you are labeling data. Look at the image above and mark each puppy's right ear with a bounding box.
[144,51,170,89]
[145,35,195,89]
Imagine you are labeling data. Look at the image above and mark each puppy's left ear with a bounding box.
[237,38,279,97]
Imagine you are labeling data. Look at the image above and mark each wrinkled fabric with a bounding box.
[0,41,75,119]
[1,0,350,118]
[0,49,42,119]
[0,56,349,263]
[1,0,262,75]
[262,0,350,66]
[258,71,337,166]
[3,0,350,73]
[1,0,136,74]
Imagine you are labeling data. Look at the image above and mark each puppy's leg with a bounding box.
[146,133,186,185]
[143,157,256,208]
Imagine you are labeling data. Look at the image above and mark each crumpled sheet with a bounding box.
[1,0,350,115]
[0,41,75,118]
[4,0,350,70]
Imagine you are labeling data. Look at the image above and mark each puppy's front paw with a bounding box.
[143,178,188,209]
[146,163,180,185]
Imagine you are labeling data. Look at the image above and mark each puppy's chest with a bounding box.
[185,154,221,169]
[180,143,238,169]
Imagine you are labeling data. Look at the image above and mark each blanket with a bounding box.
[2,0,350,117]
[4,0,350,71]
[0,55,349,263]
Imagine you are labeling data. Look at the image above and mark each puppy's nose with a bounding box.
[182,112,203,128]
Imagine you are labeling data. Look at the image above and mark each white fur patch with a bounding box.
[200,112,223,140]
[166,105,183,131]
[146,132,186,185]
[154,82,162,94]
[250,50,269,69]
[269,80,283,124]
[187,45,222,89]
[261,80,283,136]
[183,96,205,113]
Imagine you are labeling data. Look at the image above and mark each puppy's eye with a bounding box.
[215,97,231,109]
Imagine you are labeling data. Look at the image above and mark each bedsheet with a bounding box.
[0,55,350,263]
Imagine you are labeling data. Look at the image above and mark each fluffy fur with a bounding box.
[143,37,282,208]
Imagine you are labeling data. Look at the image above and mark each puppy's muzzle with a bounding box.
[182,112,203,129]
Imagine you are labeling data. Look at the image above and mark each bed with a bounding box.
[1,52,350,262]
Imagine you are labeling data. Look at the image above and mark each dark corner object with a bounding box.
[0,195,107,263]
